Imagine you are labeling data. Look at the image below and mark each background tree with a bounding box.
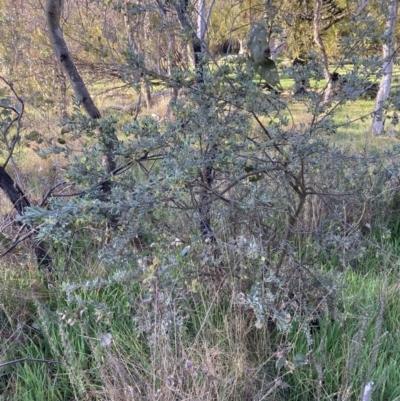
[370,0,399,135]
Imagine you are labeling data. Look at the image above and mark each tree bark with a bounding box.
[0,167,52,271]
[370,0,398,136]
[174,0,218,249]
[58,66,68,123]
[313,0,334,103]
[155,0,178,117]
[46,0,116,174]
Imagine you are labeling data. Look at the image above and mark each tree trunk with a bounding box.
[143,76,152,109]
[313,0,334,103]
[370,0,398,136]
[58,67,68,123]
[197,0,206,47]
[46,0,116,174]
[174,0,218,249]
[0,167,52,271]
[175,0,204,82]
[269,37,286,61]
[155,0,178,118]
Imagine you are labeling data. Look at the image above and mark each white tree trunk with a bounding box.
[197,0,206,45]
[269,37,286,61]
[313,0,334,103]
[370,0,398,136]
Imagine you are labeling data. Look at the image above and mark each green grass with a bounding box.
[0,233,399,400]
[284,269,400,401]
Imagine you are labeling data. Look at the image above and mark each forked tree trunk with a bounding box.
[370,0,398,136]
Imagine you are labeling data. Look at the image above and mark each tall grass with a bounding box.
[0,230,399,400]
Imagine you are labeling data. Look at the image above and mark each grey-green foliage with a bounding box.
[11,7,400,401]
[21,10,400,334]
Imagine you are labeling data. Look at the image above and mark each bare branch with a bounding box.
[0,357,60,369]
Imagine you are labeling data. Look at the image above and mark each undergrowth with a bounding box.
[0,228,399,400]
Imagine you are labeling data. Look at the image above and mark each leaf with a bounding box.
[61,125,71,134]
[0,233,12,247]
[293,354,307,367]
[0,109,11,117]
[181,245,191,257]
[57,138,67,145]
[276,357,286,369]
[0,98,10,107]
[249,174,262,182]
[100,332,112,347]
[190,279,199,293]
[25,131,41,142]
[277,380,290,389]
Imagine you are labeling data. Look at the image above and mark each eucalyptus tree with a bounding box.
[370,0,399,135]
[313,0,335,102]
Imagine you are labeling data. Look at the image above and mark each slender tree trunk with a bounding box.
[269,38,286,61]
[46,0,116,174]
[142,77,152,109]
[197,0,206,48]
[123,1,152,110]
[58,66,68,123]
[313,0,334,103]
[175,0,204,82]
[174,0,218,249]
[370,0,398,136]
[0,167,52,271]
[155,0,178,117]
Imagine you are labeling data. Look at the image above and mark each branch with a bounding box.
[46,0,101,120]
[0,357,60,369]
[1,227,38,257]
[0,76,25,169]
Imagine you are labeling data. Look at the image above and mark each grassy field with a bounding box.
[1,237,400,400]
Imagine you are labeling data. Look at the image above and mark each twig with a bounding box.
[1,227,38,257]
[40,181,68,206]
[0,357,60,368]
